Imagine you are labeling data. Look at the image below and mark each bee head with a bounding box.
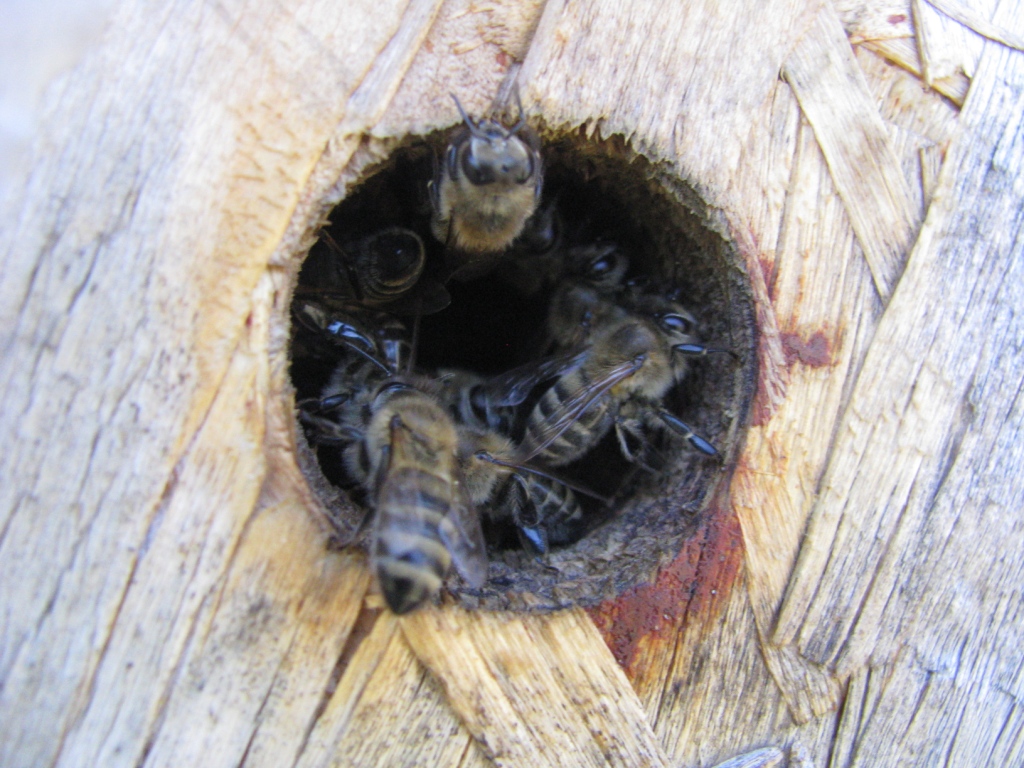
[460,128,535,186]
[569,242,629,290]
[452,94,536,187]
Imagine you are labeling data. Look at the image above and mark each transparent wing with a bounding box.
[439,478,489,588]
[519,355,645,463]
[479,347,588,407]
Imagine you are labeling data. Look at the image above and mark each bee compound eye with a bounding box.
[462,155,496,185]
[660,313,694,335]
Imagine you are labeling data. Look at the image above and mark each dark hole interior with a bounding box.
[290,128,756,610]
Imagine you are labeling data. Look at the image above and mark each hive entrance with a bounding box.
[290,129,755,610]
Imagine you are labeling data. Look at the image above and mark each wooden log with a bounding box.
[2,0,1023,766]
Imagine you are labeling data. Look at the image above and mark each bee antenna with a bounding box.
[451,94,488,139]
[509,88,527,134]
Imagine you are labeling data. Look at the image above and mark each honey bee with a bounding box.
[429,94,543,271]
[544,242,633,349]
[457,428,589,554]
[521,291,719,467]
[293,300,409,370]
[435,349,586,436]
[300,226,449,315]
[362,381,489,613]
[296,306,489,613]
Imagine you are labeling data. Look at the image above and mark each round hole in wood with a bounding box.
[289,126,757,611]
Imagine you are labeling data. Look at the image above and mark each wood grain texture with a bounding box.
[773,7,1024,764]
[784,1,922,300]
[403,607,670,767]
[3,0,1024,765]
[296,610,481,768]
[926,0,1024,49]
[0,0,437,764]
[862,36,971,103]
[519,0,821,217]
[834,0,915,43]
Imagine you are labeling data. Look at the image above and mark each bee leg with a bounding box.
[324,505,372,551]
[367,444,393,497]
[673,342,739,361]
[657,409,718,457]
[517,525,549,556]
[504,476,550,555]
[298,409,361,447]
[613,417,658,473]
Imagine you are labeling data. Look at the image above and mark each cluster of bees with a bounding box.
[293,94,725,614]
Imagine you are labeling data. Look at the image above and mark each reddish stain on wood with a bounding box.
[888,14,907,24]
[750,374,779,427]
[780,330,832,367]
[758,255,775,300]
[588,492,745,672]
[496,50,510,68]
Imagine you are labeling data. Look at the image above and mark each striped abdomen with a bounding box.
[373,465,454,614]
[521,367,616,467]
[521,475,585,549]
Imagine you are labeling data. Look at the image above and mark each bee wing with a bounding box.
[368,276,452,316]
[481,348,588,407]
[520,355,645,463]
[438,479,489,588]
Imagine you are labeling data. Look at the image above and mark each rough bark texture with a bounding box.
[2,0,1022,766]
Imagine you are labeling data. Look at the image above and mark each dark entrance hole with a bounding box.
[290,126,756,610]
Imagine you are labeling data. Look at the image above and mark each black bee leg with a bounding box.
[658,409,718,457]
[324,506,372,551]
[517,525,549,556]
[673,342,739,361]
[500,476,550,555]
[614,418,658,472]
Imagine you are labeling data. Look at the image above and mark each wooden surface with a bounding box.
[1,0,1022,766]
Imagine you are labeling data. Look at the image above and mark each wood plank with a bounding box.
[296,610,479,768]
[913,0,985,83]
[926,0,1024,49]
[402,606,670,767]
[853,44,960,147]
[833,0,915,43]
[731,110,881,720]
[640,562,841,767]
[783,1,922,300]
[0,0,437,764]
[774,0,1024,707]
[518,0,820,216]
[862,36,971,103]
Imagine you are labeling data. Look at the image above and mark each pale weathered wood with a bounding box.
[296,610,480,768]
[862,35,971,102]
[520,0,821,217]
[4,0,1024,766]
[926,0,1024,49]
[771,4,1024,761]
[732,108,881,720]
[0,0,434,765]
[402,607,670,768]
[834,0,915,44]
[784,1,922,300]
